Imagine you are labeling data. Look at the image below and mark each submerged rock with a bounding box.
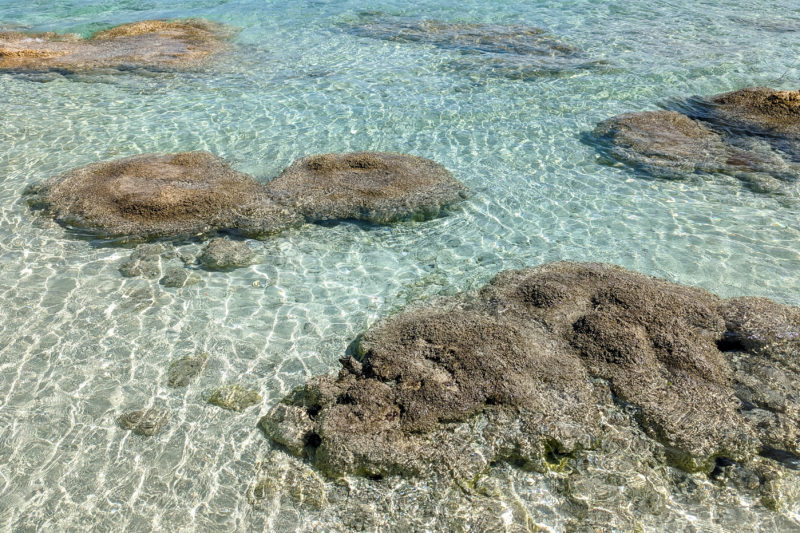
[209,384,262,411]
[590,87,800,195]
[0,19,232,72]
[198,238,255,270]
[119,243,181,278]
[25,151,302,242]
[167,353,209,387]
[265,152,468,224]
[261,262,800,495]
[344,16,604,79]
[117,408,170,436]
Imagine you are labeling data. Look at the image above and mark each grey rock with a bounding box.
[209,384,261,411]
[117,408,170,436]
[198,238,255,271]
[159,266,201,288]
[167,353,209,387]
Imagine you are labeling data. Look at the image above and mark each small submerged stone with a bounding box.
[167,353,209,387]
[119,243,180,278]
[25,151,303,242]
[159,266,202,288]
[198,238,255,270]
[0,19,232,72]
[209,384,261,411]
[265,152,468,224]
[590,87,800,196]
[117,408,170,436]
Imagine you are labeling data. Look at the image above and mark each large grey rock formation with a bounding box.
[261,262,800,502]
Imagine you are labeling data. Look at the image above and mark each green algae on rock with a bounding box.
[590,87,800,196]
[25,151,303,243]
[261,261,800,504]
[265,152,468,224]
[209,384,262,411]
[117,408,170,436]
[0,19,233,72]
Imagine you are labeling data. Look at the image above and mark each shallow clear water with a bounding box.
[1,0,800,531]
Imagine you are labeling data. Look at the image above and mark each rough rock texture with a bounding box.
[265,152,468,224]
[590,87,800,195]
[209,384,262,411]
[344,16,606,79]
[25,151,302,242]
[167,353,209,387]
[0,19,231,72]
[117,408,170,436]
[198,238,255,270]
[261,262,800,495]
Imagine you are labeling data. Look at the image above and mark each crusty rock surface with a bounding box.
[25,151,302,242]
[261,262,800,493]
[198,238,255,270]
[0,19,231,72]
[265,152,468,224]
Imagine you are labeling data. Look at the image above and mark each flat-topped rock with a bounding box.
[265,152,468,224]
[590,87,800,195]
[261,262,800,497]
[0,19,232,72]
[25,151,302,242]
[198,238,255,270]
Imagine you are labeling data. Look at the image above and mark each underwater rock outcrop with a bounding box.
[265,152,468,224]
[198,238,255,270]
[209,384,262,411]
[591,87,800,195]
[25,151,302,242]
[344,16,606,79]
[167,353,209,387]
[117,407,170,436]
[261,262,800,498]
[0,19,232,72]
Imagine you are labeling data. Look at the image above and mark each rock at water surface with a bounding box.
[261,261,800,498]
[590,87,800,196]
[209,384,262,411]
[265,152,468,224]
[25,151,302,242]
[167,353,209,387]
[198,238,255,270]
[0,19,232,72]
[117,408,170,436]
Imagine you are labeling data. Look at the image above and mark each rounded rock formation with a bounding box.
[0,19,232,72]
[261,262,800,497]
[25,151,302,242]
[265,152,468,224]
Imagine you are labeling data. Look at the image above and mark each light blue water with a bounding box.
[1,1,799,531]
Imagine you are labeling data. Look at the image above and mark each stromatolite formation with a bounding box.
[265,152,468,224]
[591,87,800,195]
[344,16,606,79]
[261,261,800,504]
[24,151,303,242]
[0,19,232,72]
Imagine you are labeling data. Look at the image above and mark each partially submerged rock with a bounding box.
[0,19,232,72]
[590,87,800,195]
[167,353,209,387]
[117,407,170,436]
[344,16,604,79]
[25,151,302,242]
[265,152,468,224]
[209,384,262,411]
[261,262,800,495]
[198,238,255,270]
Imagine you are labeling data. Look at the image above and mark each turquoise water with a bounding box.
[1,1,800,531]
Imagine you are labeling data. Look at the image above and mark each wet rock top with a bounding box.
[25,151,302,242]
[265,152,469,224]
[261,261,800,485]
[0,19,232,71]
